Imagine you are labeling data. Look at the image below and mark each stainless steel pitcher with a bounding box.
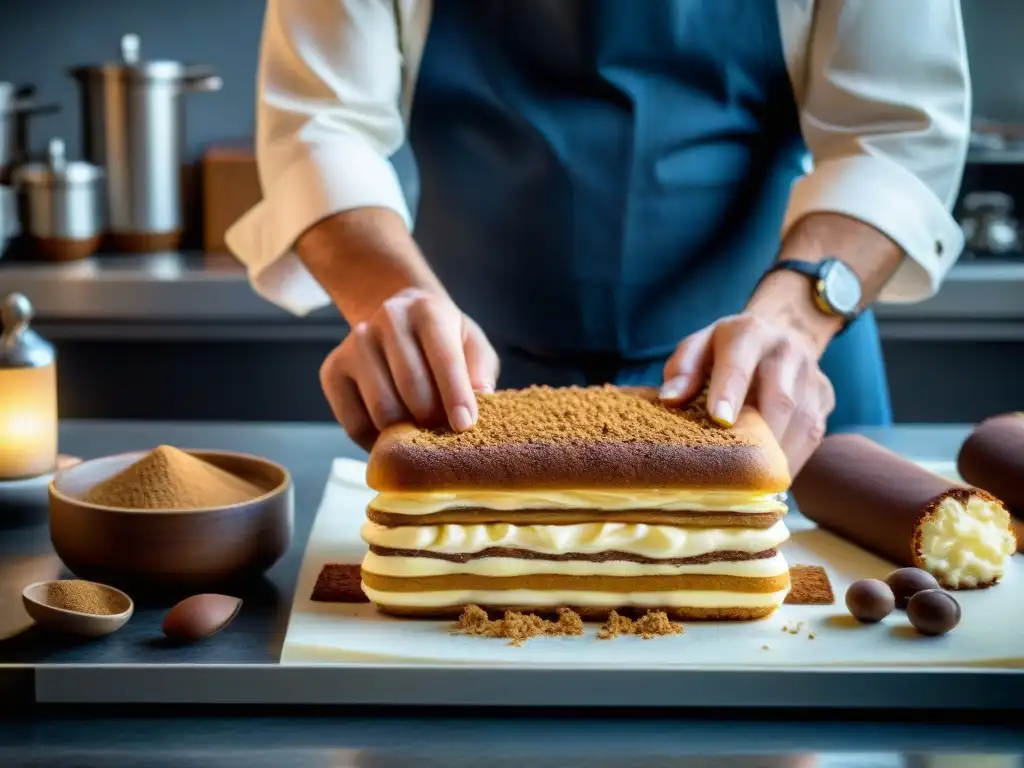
[70,34,221,252]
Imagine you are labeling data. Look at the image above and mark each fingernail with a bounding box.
[452,405,474,432]
[660,376,688,400]
[711,400,735,427]
[476,382,495,394]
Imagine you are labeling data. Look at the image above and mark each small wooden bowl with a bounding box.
[48,450,294,591]
[22,580,133,637]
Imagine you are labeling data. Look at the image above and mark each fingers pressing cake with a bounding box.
[360,386,793,619]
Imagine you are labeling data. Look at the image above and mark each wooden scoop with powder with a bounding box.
[82,446,263,510]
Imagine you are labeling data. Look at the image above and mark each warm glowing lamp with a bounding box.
[0,293,57,482]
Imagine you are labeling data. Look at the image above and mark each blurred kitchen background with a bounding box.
[0,0,1022,424]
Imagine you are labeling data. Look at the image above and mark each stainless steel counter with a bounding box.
[2,420,1020,711]
[1,421,1021,756]
[0,253,1022,341]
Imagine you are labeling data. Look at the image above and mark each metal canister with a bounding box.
[69,34,221,253]
[1,83,61,258]
[13,138,105,261]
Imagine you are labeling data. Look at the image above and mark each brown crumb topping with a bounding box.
[408,385,744,449]
[597,610,684,640]
[452,605,584,646]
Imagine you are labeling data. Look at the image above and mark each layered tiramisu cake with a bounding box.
[360,386,792,620]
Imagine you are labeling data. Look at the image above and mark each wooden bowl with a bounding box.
[48,450,293,591]
[22,580,133,637]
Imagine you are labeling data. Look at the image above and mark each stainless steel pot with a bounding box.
[14,138,105,243]
[960,191,1022,256]
[70,34,221,252]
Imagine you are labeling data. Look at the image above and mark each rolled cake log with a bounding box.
[792,434,1016,590]
[958,413,1024,512]
[958,414,1024,553]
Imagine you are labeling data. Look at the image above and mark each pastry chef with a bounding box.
[227,0,970,473]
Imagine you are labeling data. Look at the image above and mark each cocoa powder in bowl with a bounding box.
[82,446,263,510]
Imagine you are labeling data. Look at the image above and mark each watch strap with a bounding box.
[757,258,862,334]
[769,259,820,280]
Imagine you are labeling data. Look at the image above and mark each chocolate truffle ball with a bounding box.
[907,589,961,636]
[884,567,941,610]
[845,579,895,623]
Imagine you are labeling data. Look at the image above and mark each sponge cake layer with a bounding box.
[367,387,789,493]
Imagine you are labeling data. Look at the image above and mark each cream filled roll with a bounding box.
[361,386,792,620]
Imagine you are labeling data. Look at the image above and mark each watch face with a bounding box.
[821,259,862,316]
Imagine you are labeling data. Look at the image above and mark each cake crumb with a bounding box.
[452,605,584,646]
[808,633,816,640]
[781,621,805,635]
[407,385,744,449]
[597,610,683,640]
[761,644,771,650]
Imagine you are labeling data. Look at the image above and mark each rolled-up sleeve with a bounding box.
[225,0,408,316]
[784,0,971,303]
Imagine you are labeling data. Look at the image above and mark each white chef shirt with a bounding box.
[226,0,972,317]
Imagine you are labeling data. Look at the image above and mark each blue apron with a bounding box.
[407,0,891,430]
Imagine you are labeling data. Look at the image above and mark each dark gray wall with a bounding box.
[962,0,1024,122]
[1,0,1022,162]
[38,336,1024,425]
[1,0,265,162]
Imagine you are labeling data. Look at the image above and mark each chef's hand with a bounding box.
[319,288,500,452]
[659,275,838,474]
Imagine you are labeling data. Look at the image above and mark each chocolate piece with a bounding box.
[311,564,368,603]
[958,414,1024,552]
[884,567,940,610]
[907,589,961,636]
[367,545,777,565]
[792,434,1015,589]
[845,579,895,623]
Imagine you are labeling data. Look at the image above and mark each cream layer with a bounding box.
[362,552,789,579]
[360,520,790,559]
[918,493,1015,588]
[362,585,791,609]
[369,489,787,515]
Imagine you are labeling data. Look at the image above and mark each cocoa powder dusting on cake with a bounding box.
[409,386,742,449]
[597,610,684,640]
[452,605,584,646]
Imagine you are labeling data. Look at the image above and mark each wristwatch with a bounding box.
[762,257,863,324]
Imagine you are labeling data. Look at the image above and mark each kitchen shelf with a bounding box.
[967,147,1024,165]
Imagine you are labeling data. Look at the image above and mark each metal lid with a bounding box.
[963,191,1015,214]
[13,138,104,187]
[0,293,54,369]
[70,34,215,84]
